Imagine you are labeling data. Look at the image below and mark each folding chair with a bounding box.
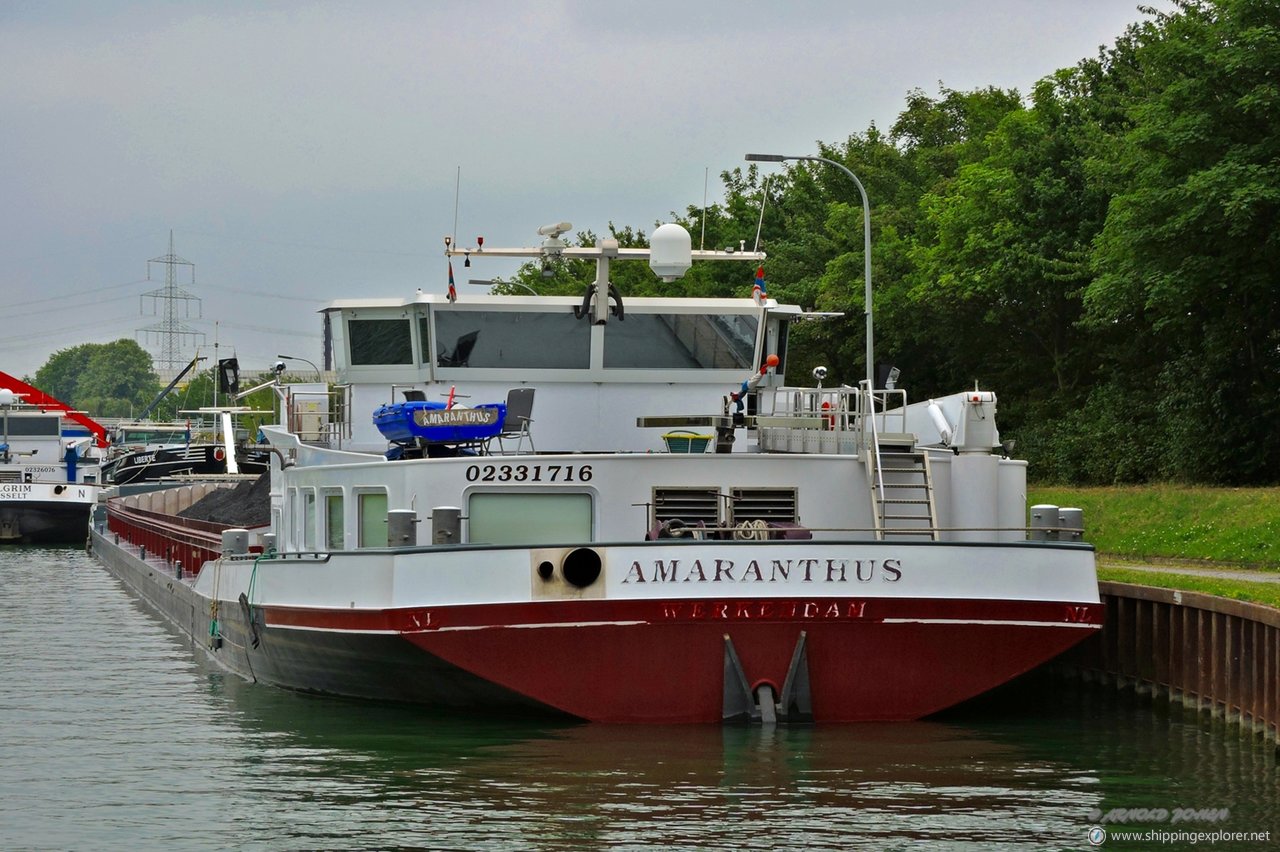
[495,387,535,454]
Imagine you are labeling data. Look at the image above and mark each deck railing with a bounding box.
[754,385,909,455]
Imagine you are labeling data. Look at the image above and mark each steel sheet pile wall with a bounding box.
[1058,582,1279,742]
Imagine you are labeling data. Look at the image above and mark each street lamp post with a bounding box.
[745,152,875,396]
[276,354,323,383]
[469,279,538,296]
[0,388,14,464]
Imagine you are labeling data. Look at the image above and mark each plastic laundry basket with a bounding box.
[662,430,713,453]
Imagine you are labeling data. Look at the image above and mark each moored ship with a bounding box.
[0,377,106,544]
[89,217,1101,723]
[100,419,271,485]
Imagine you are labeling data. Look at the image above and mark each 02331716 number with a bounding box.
[465,463,593,483]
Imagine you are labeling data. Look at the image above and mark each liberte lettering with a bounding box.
[622,557,902,584]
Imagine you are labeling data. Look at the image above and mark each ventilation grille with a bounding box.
[0,470,22,483]
[652,488,720,526]
[730,488,798,524]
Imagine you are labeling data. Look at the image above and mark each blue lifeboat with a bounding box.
[372,401,507,444]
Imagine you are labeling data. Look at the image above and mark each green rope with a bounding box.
[246,545,277,620]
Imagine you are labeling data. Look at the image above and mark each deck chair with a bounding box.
[495,387,535,454]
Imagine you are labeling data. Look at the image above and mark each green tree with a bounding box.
[1086,0,1280,482]
[31,339,161,417]
[32,344,95,404]
[906,73,1114,403]
[74,340,161,418]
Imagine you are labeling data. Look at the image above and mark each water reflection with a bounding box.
[208,664,1114,849]
[203,644,1280,849]
[3,548,1276,851]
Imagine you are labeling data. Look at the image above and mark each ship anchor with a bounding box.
[722,631,813,725]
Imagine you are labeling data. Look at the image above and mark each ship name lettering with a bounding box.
[653,560,680,582]
[0,484,33,495]
[625,556,904,584]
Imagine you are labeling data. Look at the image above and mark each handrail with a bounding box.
[651,524,1082,537]
[861,382,887,540]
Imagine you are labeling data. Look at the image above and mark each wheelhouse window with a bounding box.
[468,493,593,545]
[603,313,758,369]
[4,416,61,437]
[434,310,591,369]
[303,490,316,550]
[349,318,413,365]
[325,493,344,550]
[417,315,433,366]
[358,491,388,548]
[114,426,189,444]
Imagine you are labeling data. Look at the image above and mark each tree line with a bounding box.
[508,0,1279,485]
[27,340,285,430]
[26,1,1275,485]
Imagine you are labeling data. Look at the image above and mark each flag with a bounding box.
[447,261,457,302]
[751,265,767,305]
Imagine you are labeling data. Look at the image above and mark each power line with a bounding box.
[0,313,142,348]
[211,320,321,339]
[198,282,328,304]
[7,293,136,321]
[180,228,435,259]
[4,278,151,310]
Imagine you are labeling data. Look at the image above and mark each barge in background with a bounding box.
[0,373,106,544]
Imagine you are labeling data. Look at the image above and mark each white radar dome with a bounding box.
[649,223,692,281]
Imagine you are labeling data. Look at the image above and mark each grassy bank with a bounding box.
[1028,485,1280,569]
[1027,485,1280,608]
[1095,567,1280,609]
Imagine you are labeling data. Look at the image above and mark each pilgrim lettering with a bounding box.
[623,556,903,584]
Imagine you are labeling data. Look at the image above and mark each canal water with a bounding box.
[2,547,1277,851]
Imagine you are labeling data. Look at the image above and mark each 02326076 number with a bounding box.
[465,463,593,483]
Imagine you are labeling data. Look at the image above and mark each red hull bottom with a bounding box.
[409,621,1094,723]
[268,597,1103,723]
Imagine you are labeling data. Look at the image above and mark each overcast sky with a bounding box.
[0,0,1165,380]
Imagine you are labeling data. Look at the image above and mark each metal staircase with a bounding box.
[867,437,939,541]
